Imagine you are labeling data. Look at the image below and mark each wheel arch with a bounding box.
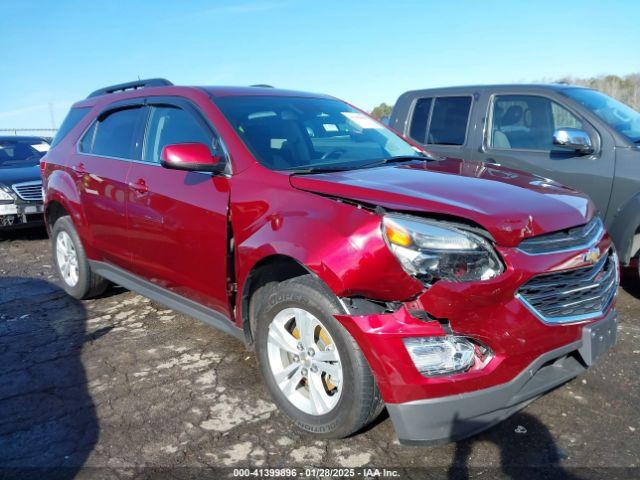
[607,192,640,265]
[239,254,345,348]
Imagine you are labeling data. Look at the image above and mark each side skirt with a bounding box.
[89,260,245,343]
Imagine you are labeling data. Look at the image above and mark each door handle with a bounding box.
[72,162,87,174]
[485,158,500,165]
[128,178,149,194]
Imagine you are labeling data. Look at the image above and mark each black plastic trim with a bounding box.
[89,260,244,342]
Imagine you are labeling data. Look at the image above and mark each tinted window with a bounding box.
[79,123,96,153]
[51,107,90,147]
[563,88,640,143]
[214,96,418,171]
[491,95,583,150]
[90,107,143,159]
[0,138,50,167]
[409,97,432,143]
[427,96,471,145]
[143,106,212,163]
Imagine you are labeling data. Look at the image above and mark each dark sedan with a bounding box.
[0,136,48,229]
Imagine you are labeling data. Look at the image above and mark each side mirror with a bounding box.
[553,128,593,154]
[161,143,224,172]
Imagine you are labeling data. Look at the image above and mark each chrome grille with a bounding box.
[11,181,43,202]
[518,217,603,254]
[517,249,618,324]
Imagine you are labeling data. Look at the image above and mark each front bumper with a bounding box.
[334,232,618,444]
[384,311,616,444]
[0,202,44,228]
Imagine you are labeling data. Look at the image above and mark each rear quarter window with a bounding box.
[50,107,91,148]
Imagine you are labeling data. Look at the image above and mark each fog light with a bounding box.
[403,336,475,376]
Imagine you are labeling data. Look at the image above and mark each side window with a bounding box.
[551,102,583,130]
[86,107,144,159]
[51,107,90,148]
[79,122,97,153]
[427,96,471,145]
[490,95,583,150]
[143,106,212,163]
[408,97,432,143]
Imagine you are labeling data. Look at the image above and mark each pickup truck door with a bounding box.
[125,99,231,316]
[474,93,615,215]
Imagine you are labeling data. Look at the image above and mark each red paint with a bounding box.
[42,84,615,407]
[161,142,222,170]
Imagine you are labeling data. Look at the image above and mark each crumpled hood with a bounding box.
[0,164,41,187]
[289,158,595,247]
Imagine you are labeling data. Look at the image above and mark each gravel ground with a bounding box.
[0,226,638,479]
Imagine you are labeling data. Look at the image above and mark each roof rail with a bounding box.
[250,84,274,88]
[87,78,173,99]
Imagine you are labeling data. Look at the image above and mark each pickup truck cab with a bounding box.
[390,84,640,277]
[42,79,618,444]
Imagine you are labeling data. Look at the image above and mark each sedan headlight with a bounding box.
[382,214,503,284]
[0,186,14,202]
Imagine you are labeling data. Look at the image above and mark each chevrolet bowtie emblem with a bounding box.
[583,247,601,264]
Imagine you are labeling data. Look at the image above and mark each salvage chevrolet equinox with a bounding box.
[42,79,619,444]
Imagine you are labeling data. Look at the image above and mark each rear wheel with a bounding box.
[253,274,383,438]
[52,216,108,299]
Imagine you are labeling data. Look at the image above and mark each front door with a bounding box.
[475,94,615,215]
[125,99,231,315]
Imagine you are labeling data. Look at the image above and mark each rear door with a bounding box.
[76,103,146,267]
[475,93,615,214]
[405,94,475,160]
[125,97,232,315]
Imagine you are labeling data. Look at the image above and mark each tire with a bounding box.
[253,274,383,438]
[51,216,108,299]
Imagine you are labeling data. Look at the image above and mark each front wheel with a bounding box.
[253,274,383,438]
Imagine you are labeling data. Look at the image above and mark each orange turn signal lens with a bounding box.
[385,223,412,247]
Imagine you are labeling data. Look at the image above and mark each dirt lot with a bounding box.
[0,227,638,479]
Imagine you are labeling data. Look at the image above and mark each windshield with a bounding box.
[563,88,640,143]
[0,138,49,167]
[214,96,420,171]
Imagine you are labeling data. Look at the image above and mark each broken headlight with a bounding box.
[382,214,503,284]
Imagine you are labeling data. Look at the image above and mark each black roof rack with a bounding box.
[250,84,274,88]
[87,78,173,99]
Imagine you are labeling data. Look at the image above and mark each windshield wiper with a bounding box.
[359,154,432,169]
[289,154,432,175]
[288,166,355,175]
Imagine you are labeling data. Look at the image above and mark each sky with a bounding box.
[0,0,638,129]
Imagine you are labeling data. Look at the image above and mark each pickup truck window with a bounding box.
[409,97,432,143]
[563,88,640,143]
[143,106,212,163]
[490,95,583,150]
[214,96,417,172]
[408,96,471,146]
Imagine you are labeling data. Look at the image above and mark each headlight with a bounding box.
[403,336,476,376]
[0,187,14,202]
[382,214,503,283]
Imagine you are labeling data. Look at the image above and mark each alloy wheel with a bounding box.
[266,307,343,416]
[56,231,79,287]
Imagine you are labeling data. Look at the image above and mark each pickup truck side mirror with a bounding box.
[161,143,225,173]
[552,128,594,154]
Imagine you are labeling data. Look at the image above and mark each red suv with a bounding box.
[42,79,618,444]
